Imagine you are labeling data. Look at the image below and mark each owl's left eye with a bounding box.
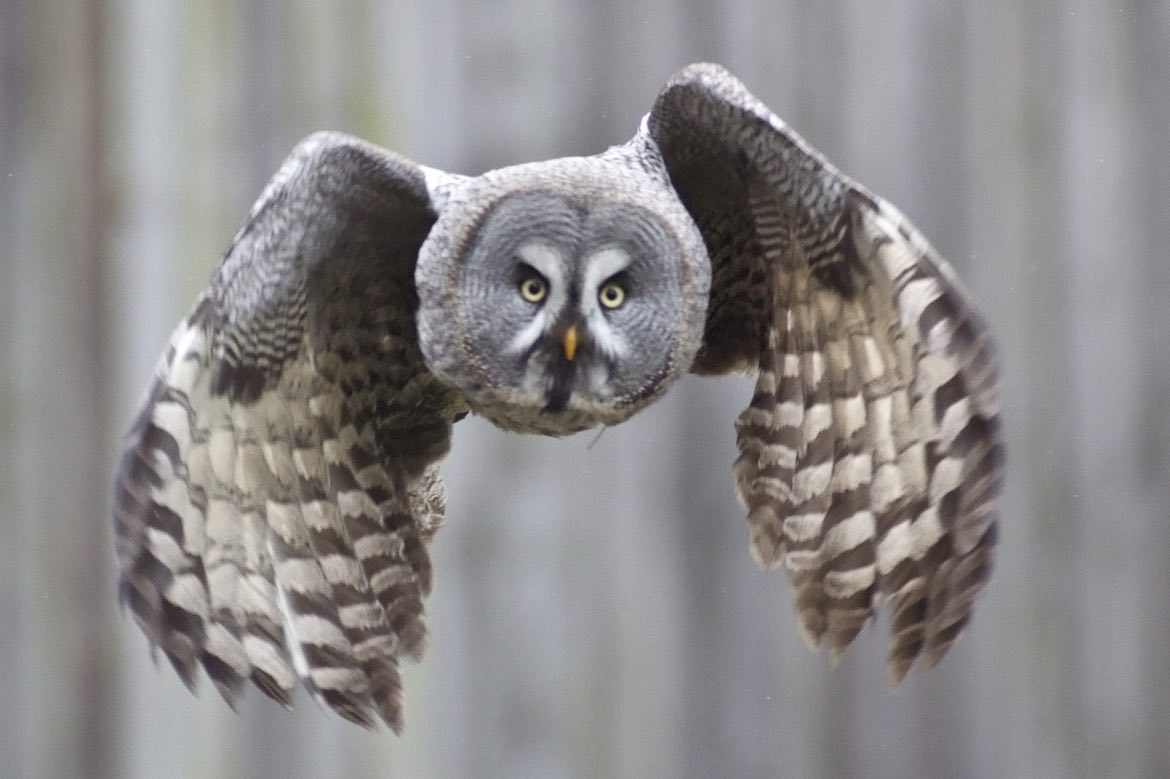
[598,280,626,310]
[518,274,548,304]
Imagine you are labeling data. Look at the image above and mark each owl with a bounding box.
[114,63,1002,731]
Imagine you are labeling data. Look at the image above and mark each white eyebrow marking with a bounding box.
[516,243,566,282]
[581,248,630,291]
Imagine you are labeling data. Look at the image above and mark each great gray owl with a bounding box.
[114,63,1002,731]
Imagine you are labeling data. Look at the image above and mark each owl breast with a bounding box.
[414,157,712,435]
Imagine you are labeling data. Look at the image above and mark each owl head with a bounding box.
[416,157,711,435]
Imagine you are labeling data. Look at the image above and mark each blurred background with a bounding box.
[3,2,1168,778]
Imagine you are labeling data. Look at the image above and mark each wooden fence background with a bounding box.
[2,2,1168,777]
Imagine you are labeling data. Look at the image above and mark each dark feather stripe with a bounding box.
[279,389,409,730]
[337,449,429,660]
[734,189,800,571]
[785,265,837,648]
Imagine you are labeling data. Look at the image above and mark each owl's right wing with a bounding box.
[113,132,466,730]
[645,64,1002,683]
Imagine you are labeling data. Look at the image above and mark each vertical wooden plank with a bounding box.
[1062,6,1152,778]
[4,1,117,777]
[1131,5,1170,774]
[0,3,30,775]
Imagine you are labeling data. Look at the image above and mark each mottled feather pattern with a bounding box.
[650,63,1001,682]
[116,305,414,728]
[114,133,464,729]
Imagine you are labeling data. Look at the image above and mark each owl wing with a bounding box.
[113,132,465,730]
[645,63,1002,682]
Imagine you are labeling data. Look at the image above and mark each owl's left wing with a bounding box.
[644,63,1002,682]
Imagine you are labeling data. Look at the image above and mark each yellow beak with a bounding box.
[562,324,579,361]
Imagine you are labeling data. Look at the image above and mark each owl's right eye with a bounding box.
[518,274,548,304]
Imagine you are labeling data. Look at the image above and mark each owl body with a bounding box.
[114,63,1002,731]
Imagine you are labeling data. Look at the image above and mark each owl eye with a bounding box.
[598,279,626,310]
[518,274,548,304]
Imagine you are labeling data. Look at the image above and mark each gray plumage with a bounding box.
[113,63,1002,730]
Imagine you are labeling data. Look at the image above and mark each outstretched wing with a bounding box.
[113,132,466,729]
[646,63,1002,682]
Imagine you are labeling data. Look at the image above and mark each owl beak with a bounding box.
[561,324,579,361]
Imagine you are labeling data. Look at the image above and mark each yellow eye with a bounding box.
[519,275,547,303]
[598,280,626,310]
